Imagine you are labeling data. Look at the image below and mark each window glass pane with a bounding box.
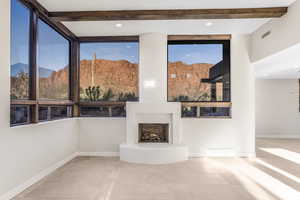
[200,107,231,117]
[38,19,70,100]
[50,106,72,120]
[111,106,126,117]
[10,0,30,100]
[38,106,49,121]
[182,106,197,118]
[80,106,110,117]
[80,42,139,102]
[168,41,230,102]
[10,105,29,125]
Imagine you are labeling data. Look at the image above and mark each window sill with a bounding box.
[10,118,75,129]
[182,116,232,119]
[75,117,126,120]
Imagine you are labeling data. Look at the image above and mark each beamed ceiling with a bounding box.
[23,0,295,36]
[37,0,296,11]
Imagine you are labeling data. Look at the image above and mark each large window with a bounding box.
[80,42,139,102]
[10,0,30,100]
[38,19,70,100]
[168,40,231,118]
[79,41,139,118]
[168,40,230,102]
[10,0,73,126]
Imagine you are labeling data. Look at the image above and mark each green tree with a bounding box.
[173,95,189,101]
[85,86,101,101]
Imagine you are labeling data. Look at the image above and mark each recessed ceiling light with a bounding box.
[115,23,123,28]
[205,22,213,27]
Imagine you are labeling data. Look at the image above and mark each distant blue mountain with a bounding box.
[10,63,28,76]
[11,63,55,78]
[39,67,55,78]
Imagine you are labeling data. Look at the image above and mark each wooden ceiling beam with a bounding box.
[78,36,139,42]
[49,7,288,21]
[168,34,232,41]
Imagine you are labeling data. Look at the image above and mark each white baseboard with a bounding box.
[257,134,300,139]
[78,152,119,157]
[189,152,256,158]
[78,151,255,158]
[0,152,78,200]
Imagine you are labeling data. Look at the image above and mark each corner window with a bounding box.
[10,0,73,126]
[10,0,30,100]
[37,19,70,100]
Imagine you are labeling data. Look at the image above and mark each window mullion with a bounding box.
[29,9,39,123]
[70,40,80,117]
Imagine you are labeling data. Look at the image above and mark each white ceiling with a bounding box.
[38,0,296,11]
[63,19,270,36]
[38,0,297,37]
[254,44,300,79]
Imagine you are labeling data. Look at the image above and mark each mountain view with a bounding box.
[168,61,213,101]
[11,63,57,78]
[79,59,138,101]
[10,63,69,100]
[11,59,218,101]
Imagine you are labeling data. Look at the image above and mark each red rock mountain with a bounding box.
[80,59,138,98]
[39,66,69,99]
[168,61,213,100]
[39,59,215,100]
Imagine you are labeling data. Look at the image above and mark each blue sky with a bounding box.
[11,0,69,71]
[11,0,30,66]
[80,42,139,64]
[168,44,223,65]
[37,19,69,71]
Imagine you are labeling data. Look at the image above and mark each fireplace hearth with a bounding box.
[138,123,169,143]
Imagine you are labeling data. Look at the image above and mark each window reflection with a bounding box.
[10,0,30,100]
[38,19,70,100]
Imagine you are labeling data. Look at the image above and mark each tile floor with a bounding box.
[13,139,300,200]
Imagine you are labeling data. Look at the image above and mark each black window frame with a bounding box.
[78,38,140,103]
[77,37,139,118]
[37,17,72,101]
[10,0,31,101]
[167,40,231,103]
[10,0,76,126]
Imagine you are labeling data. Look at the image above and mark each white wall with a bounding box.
[78,118,126,154]
[78,34,256,157]
[256,79,300,138]
[0,0,78,198]
[251,0,300,62]
[183,35,255,156]
[139,33,168,103]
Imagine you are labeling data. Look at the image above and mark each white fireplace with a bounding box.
[119,33,188,164]
[125,102,182,144]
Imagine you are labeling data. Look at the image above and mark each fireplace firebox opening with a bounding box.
[138,123,169,143]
